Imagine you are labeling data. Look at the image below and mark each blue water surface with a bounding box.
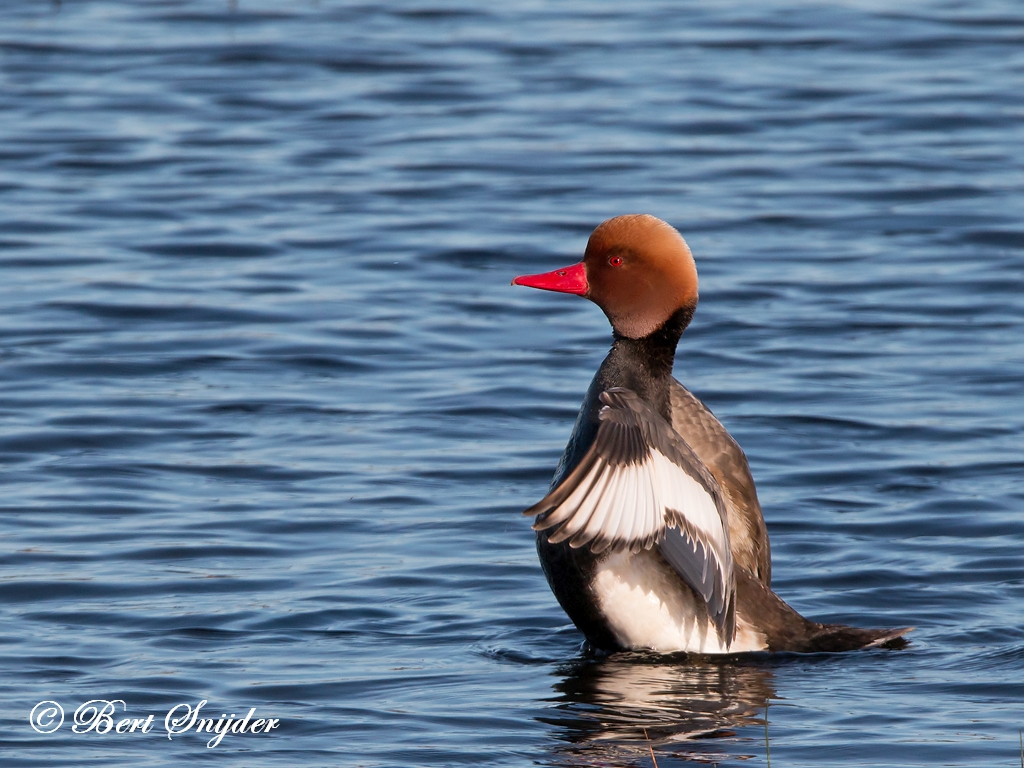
[1,1,1023,765]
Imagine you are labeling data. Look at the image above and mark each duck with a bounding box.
[512,214,910,654]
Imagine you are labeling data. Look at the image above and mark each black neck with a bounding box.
[594,305,694,420]
[553,304,696,487]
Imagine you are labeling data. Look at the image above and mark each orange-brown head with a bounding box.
[512,214,698,339]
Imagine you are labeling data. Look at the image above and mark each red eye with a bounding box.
[609,256,623,267]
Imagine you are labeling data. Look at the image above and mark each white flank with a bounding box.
[593,551,765,654]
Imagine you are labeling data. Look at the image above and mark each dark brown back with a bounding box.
[668,379,772,586]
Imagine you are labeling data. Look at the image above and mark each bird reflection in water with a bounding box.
[538,652,774,765]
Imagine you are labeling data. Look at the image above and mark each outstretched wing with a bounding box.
[524,387,736,643]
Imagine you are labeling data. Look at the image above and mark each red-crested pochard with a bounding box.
[513,214,910,654]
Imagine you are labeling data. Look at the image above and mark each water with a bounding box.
[1,1,1022,765]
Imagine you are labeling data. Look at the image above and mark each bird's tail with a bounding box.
[802,623,912,652]
[735,567,912,653]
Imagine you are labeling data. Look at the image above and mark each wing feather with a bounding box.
[547,462,611,544]
[523,387,736,644]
